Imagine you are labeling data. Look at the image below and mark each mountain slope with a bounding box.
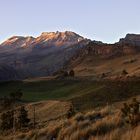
[67,34,140,78]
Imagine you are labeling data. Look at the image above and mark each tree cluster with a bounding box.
[55,69,75,78]
[0,89,23,109]
[17,106,30,129]
[0,106,30,131]
[9,89,23,101]
[0,110,14,130]
[0,97,13,108]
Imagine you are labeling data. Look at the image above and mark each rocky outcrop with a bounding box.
[119,34,140,46]
[80,34,140,58]
[0,36,35,48]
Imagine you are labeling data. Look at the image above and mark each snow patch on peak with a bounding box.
[7,36,23,43]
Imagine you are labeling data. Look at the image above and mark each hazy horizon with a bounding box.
[1,0,140,43]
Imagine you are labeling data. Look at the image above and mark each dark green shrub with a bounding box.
[0,110,14,130]
[121,69,128,76]
[69,70,75,77]
[121,97,140,127]
[10,89,23,101]
[66,104,75,119]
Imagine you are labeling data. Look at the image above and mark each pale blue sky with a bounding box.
[0,0,140,43]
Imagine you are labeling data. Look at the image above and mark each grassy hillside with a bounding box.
[70,54,140,77]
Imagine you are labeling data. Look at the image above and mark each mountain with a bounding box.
[0,31,85,49]
[1,32,140,81]
[0,31,89,81]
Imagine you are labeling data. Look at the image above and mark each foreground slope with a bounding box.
[1,103,140,140]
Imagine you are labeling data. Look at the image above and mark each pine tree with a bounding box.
[0,110,14,130]
[69,70,75,77]
[66,104,75,119]
[17,106,30,129]
[1,112,8,130]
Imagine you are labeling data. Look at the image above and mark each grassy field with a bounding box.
[0,79,101,101]
[0,78,140,110]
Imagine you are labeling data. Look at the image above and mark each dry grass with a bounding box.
[26,100,71,127]
[121,125,140,140]
[1,106,140,140]
[72,54,140,77]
